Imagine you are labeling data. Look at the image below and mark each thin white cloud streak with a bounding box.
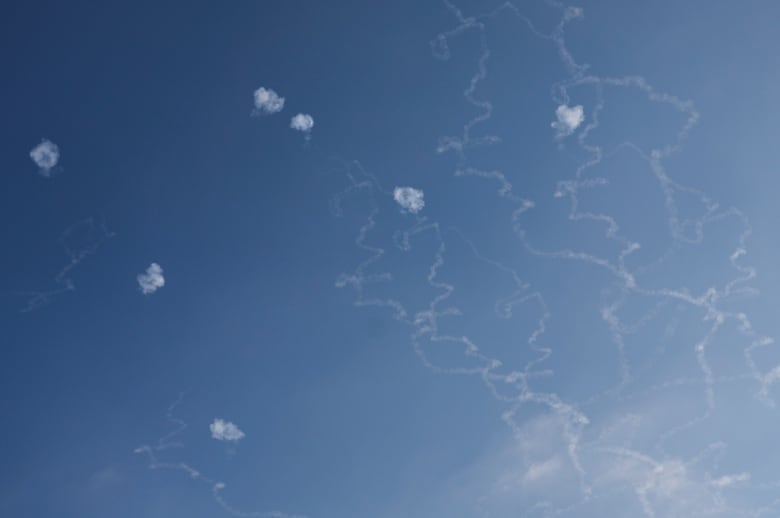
[330,1,780,516]
[210,418,245,442]
[253,87,285,115]
[29,139,60,177]
[393,187,425,214]
[137,396,304,517]
[710,472,750,488]
[14,217,114,312]
[137,263,165,295]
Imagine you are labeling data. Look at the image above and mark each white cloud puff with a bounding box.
[137,263,165,295]
[551,104,584,138]
[210,418,245,442]
[393,187,425,214]
[29,139,60,176]
[290,113,314,132]
[253,87,285,115]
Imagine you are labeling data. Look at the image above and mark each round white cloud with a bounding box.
[253,87,285,114]
[393,187,425,214]
[29,139,60,176]
[210,418,245,442]
[290,113,314,132]
[551,104,584,138]
[137,262,165,295]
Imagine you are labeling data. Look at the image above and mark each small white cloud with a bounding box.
[551,104,584,138]
[210,418,245,442]
[564,6,584,20]
[137,263,165,295]
[30,139,60,177]
[393,187,425,214]
[253,87,285,115]
[710,472,750,488]
[290,113,314,133]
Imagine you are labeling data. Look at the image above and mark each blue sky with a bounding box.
[3,1,780,517]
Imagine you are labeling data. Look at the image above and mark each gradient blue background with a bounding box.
[2,1,780,517]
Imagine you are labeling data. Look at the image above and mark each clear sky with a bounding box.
[3,1,780,517]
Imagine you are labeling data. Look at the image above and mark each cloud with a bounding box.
[551,104,584,138]
[290,113,314,133]
[523,457,562,483]
[29,139,60,176]
[210,418,245,442]
[710,472,750,488]
[252,87,285,115]
[137,263,165,295]
[393,187,425,214]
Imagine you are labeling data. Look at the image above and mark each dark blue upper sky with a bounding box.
[3,1,780,517]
